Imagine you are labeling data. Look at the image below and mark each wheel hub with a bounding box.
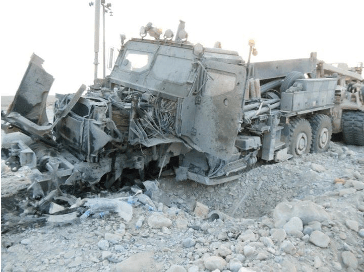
[296,132,308,154]
[319,128,329,149]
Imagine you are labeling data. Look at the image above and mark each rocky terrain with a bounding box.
[1,140,364,272]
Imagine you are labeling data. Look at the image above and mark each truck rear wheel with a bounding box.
[309,114,332,153]
[280,71,305,92]
[288,118,312,157]
[342,111,364,146]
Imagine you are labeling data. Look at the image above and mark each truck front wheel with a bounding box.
[288,118,312,157]
[309,114,332,153]
[342,111,364,146]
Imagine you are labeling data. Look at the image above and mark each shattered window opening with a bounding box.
[121,50,153,72]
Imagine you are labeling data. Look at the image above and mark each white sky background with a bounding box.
[1,0,363,96]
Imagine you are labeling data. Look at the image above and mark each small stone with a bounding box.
[217,244,232,257]
[301,234,309,242]
[339,232,347,240]
[358,229,364,237]
[114,251,158,272]
[280,240,296,255]
[97,239,109,251]
[20,239,31,245]
[63,251,75,259]
[339,188,356,196]
[102,251,112,260]
[351,180,364,190]
[229,258,242,272]
[314,256,322,268]
[308,221,321,231]
[115,245,124,252]
[117,223,126,235]
[283,217,303,235]
[256,252,268,260]
[204,256,226,271]
[303,226,313,235]
[341,251,358,269]
[238,229,257,242]
[311,163,326,172]
[194,202,209,218]
[309,230,330,248]
[188,266,199,272]
[243,245,255,257]
[162,226,171,234]
[105,233,124,243]
[68,256,82,268]
[182,238,196,248]
[345,219,359,232]
[166,265,187,272]
[281,259,297,272]
[158,203,164,212]
[271,229,286,243]
[217,232,228,241]
[260,237,274,248]
[176,218,188,229]
[147,213,172,228]
[332,262,342,270]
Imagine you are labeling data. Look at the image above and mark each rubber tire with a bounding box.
[287,118,312,157]
[342,111,364,146]
[280,71,305,92]
[309,114,332,153]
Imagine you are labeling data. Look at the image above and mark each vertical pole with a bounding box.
[241,45,253,112]
[102,4,106,78]
[94,0,101,81]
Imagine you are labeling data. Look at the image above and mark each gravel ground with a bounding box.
[1,140,364,272]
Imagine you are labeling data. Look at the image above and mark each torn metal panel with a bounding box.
[7,54,54,125]
[181,60,246,160]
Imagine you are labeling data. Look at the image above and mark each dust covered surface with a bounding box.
[1,141,364,272]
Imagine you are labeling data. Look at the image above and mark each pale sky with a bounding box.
[1,0,363,96]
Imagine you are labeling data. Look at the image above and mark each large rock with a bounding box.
[204,256,226,271]
[112,252,161,272]
[147,213,172,228]
[309,230,330,248]
[283,217,303,235]
[341,251,358,269]
[273,200,330,227]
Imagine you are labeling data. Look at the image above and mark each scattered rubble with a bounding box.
[1,141,364,271]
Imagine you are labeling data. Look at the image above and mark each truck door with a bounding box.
[180,60,246,160]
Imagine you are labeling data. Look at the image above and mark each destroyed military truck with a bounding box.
[2,22,364,202]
